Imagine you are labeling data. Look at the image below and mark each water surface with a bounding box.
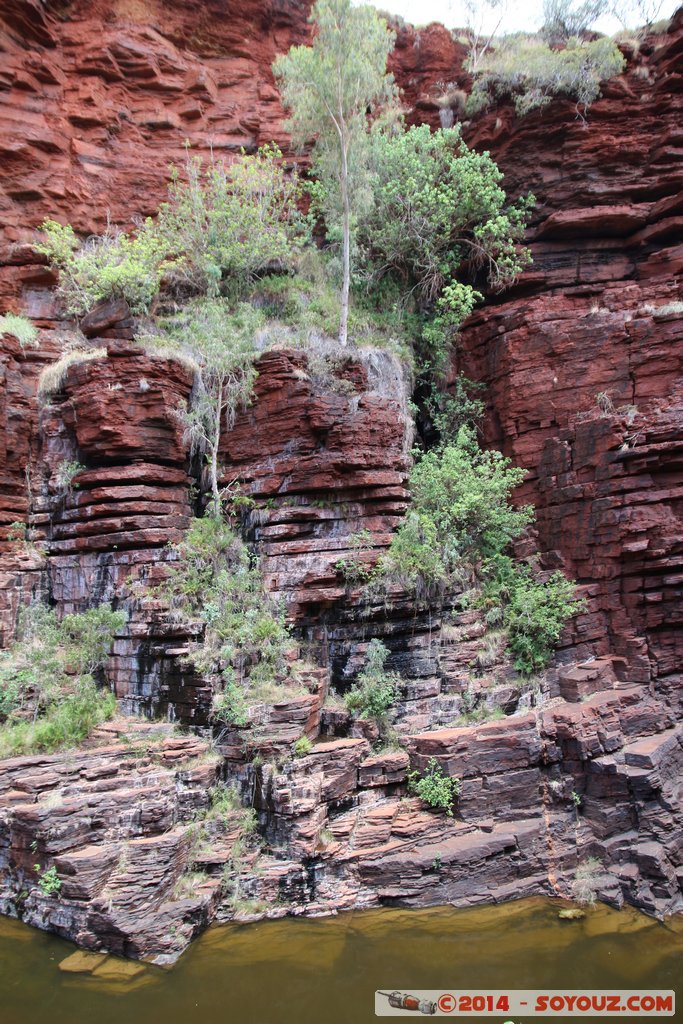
[0,898,680,1024]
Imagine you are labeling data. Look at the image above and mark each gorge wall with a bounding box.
[0,0,681,963]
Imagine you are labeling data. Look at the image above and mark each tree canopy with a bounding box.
[273,0,397,346]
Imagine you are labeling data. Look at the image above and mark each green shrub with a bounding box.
[6,522,27,546]
[293,735,313,757]
[155,144,310,299]
[0,604,123,722]
[424,373,486,444]
[408,757,461,815]
[467,35,626,117]
[0,680,117,758]
[54,459,85,495]
[161,517,291,724]
[0,604,122,757]
[0,312,38,348]
[212,673,249,727]
[335,528,377,585]
[35,219,171,316]
[35,865,61,897]
[362,125,533,306]
[344,638,399,722]
[359,125,532,380]
[381,426,531,597]
[35,145,309,316]
[481,555,583,675]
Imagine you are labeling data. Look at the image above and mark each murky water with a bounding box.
[0,899,680,1024]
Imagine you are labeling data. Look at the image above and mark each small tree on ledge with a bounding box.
[273,0,397,347]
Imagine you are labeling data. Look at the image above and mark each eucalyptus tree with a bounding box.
[273,0,396,346]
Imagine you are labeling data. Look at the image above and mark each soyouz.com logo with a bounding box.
[374,989,676,1017]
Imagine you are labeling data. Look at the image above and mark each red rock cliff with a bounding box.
[0,0,682,961]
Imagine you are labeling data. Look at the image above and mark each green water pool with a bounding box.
[0,897,680,1024]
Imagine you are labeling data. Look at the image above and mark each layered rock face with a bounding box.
[455,15,683,699]
[0,0,681,962]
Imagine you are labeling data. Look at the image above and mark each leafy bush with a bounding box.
[424,373,486,444]
[161,517,291,723]
[381,426,531,597]
[359,126,532,381]
[334,529,377,585]
[54,459,85,495]
[156,144,310,299]
[212,674,249,727]
[35,219,170,316]
[467,35,626,117]
[408,756,461,815]
[0,604,124,722]
[35,865,61,897]
[344,638,399,722]
[481,555,584,674]
[0,603,122,757]
[35,145,309,316]
[0,312,38,348]
[0,682,117,759]
[362,125,533,306]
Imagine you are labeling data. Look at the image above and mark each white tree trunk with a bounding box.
[339,139,350,347]
[209,380,223,517]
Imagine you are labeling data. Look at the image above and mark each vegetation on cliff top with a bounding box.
[458,0,629,119]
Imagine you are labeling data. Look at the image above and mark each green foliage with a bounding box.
[344,638,398,722]
[382,426,531,597]
[335,529,377,585]
[0,680,117,758]
[361,125,533,306]
[273,0,398,344]
[35,219,170,316]
[36,146,308,317]
[467,35,626,117]
[142,299,263,514]
[0,312,38,348]
[6,522,27,546]
[408,757,461,815]
[480,555,583,675]
[293,735,313,757]
[0,604,123,756]
[156,144,310,299]
[35,865,61,897]
[161,517,291,724]
[212,674,249,727]
[252,268,417,356]
[425,374,486,444]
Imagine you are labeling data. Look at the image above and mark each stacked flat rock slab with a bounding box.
[0,721,229,962]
